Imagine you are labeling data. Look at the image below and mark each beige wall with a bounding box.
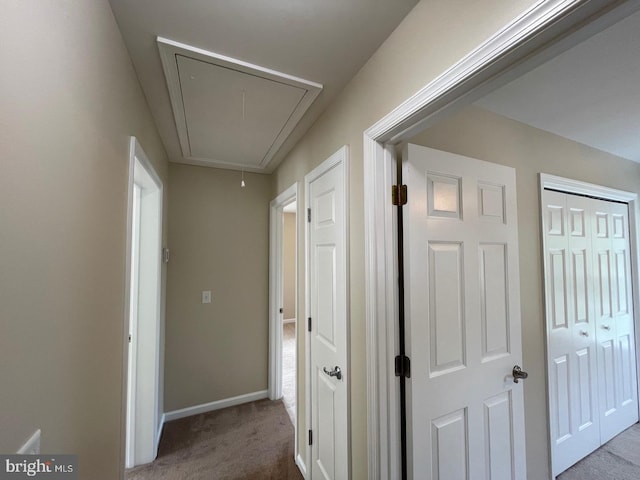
[271,0,539,475]
[408,105,640,479]
[165,164,272,410]
[0,1,169,479]
[283,212,297,320]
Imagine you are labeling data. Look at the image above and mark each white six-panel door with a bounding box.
[593,199,638,442]
[403,144,527,480]
[543,190,600,475]
[306,147,349,480]
[542,190,638,477]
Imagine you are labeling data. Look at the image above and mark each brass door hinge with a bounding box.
[395,355,411,378]
[392,184,407,206]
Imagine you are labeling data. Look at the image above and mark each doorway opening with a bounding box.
[125,137,164,469]
[282,200,297,423]
[269,182,299,457]
[363,3,640,479]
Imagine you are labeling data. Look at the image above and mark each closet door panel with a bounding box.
[545,191,638,475]
[599,201,638,442]
[545,192,599,476]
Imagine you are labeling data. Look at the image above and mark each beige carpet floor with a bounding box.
[126,399,303,480]
[558,422,640,480]
[282,322,296,423]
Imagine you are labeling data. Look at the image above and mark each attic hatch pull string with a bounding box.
[241,89,246,188]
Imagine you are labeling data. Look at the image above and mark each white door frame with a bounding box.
[269,182,300,459]
[305,146,350,479]
[126,182,142,468]
[539,173,640,478]
[362,1,640,478]
[123,137,164,470]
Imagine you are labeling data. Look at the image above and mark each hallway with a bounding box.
[126,399,302,480]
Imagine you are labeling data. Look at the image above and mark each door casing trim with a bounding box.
[362,1,640,478]
[121,136,164,473]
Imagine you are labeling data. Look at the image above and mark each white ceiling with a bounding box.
[476,9,640,163]
[108,0,418,173]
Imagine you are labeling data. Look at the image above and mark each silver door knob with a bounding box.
[512,365,528,383]
[323,366,342,380]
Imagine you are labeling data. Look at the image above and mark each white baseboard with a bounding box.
[296,453,307,479]
[164,390,269,422]
[283,318,296,324]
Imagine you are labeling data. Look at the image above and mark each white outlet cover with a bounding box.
[202,291,212,304]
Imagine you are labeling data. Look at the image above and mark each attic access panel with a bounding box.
[158,37,323,172]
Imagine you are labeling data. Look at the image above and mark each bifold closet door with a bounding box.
[544,190,600,476]
[543,190,638,477]
[591,199,638,443]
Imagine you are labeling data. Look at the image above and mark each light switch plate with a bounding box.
[202,291,212,304]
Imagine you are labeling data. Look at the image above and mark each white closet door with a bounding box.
[592,199,638,443]
[544,190,638,477]
[543,191,600,476]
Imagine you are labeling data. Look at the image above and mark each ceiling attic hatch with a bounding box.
[157,37,323,173]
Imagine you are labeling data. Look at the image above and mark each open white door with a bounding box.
[306,146,349,480]
[403,144,526,480]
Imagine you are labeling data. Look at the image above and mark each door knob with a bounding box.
[323,366,342,380]
[579,330,589,337]
[512,365,528,383]
[602,325,611,331]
